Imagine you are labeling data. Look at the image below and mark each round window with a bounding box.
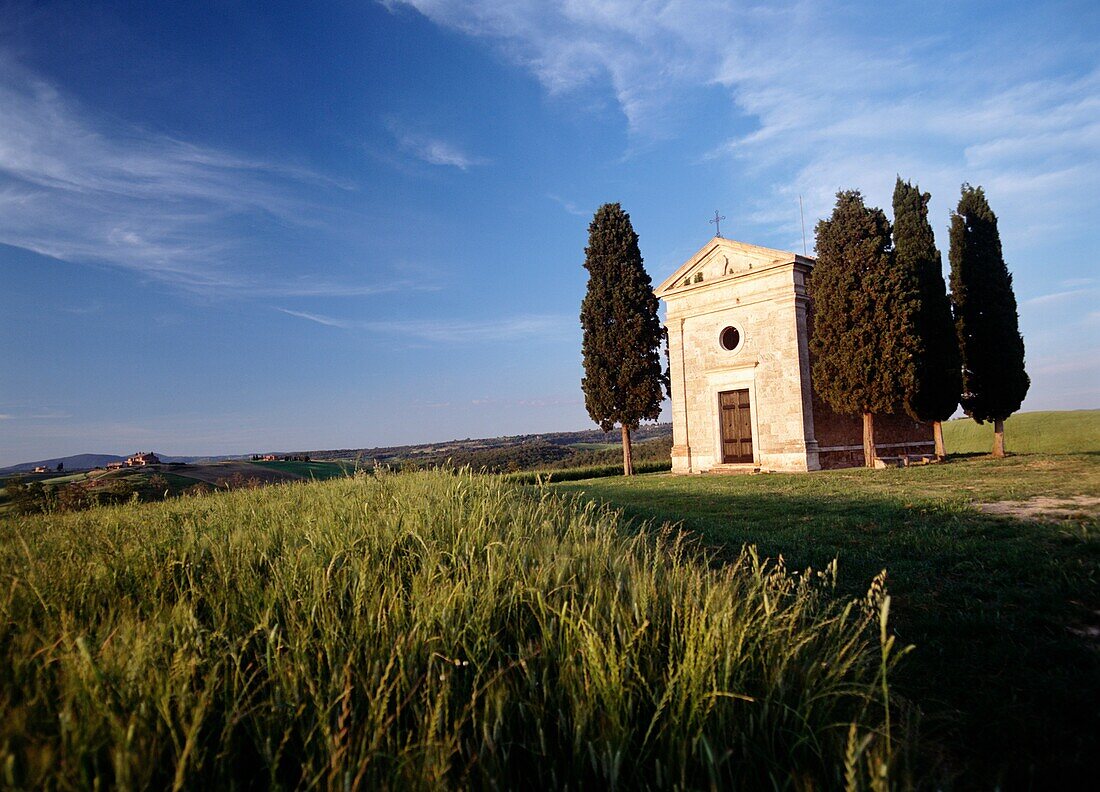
[720,326,741,351]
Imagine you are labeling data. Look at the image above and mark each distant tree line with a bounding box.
[382,436,673,475]
[250,454,312,462]
[810,181,1028,465]
[304,425,672,465]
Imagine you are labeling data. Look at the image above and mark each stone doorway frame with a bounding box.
[706,363,760,469]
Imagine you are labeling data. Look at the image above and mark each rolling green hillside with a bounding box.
[943,409,1100,454]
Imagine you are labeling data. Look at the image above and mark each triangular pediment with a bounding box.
[654,237,813,298]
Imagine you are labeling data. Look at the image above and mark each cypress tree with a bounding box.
[809,191,917,467]
[580,203,667,475]
[949,185,1029,457]
[893,178,961,457]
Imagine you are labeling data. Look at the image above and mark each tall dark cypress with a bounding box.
[580,203,667,475]
[949,185,1029,457]
[809,191,917,467]
[893,178,961,457]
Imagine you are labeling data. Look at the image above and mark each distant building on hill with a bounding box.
[125,452,160,467]
[105,461,125,470]
[33,465,49,473]
[655,236,933,472]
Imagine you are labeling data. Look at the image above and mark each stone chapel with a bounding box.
[655,236,934,473]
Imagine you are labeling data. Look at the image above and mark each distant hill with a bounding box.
[0,454,127,475]
[0,427,674,478]
[943,409,1100,454]
[306,423,673,465]
[0,452,211,476]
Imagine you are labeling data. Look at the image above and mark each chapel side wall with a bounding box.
[811,392,935,469]
[801,277,934,469]
[665,263,816,472]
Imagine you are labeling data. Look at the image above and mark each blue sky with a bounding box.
[1,0,1098,464]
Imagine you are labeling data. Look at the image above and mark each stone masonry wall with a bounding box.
[666,258,816,472]
[812,393,934,469]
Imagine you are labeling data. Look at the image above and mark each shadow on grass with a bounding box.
[574,485,1100,788]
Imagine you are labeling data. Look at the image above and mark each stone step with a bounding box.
[707,464,763,475]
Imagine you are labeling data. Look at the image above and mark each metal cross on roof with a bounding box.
[710,210,726,237]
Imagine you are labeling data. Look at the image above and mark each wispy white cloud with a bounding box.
[0,51,405,298]
[256,277,441,298]
[59,302,104,315]
[1025,287,1099,305]
[0,410,72,420]
[276,308,356,328]
[278,306,573,342]
[547,194,588,216]
[388,1,710,139]
[392,1,1100,246]
[386,118,488,170]
[1031,349,1100,375]
[383,314,572,343]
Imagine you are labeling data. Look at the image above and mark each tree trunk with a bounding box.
[863,412,876,468]
[933,420,946,459]
[992,418,1006,458]
[621,425,634,476]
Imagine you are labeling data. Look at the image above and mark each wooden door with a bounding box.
[719,389,753,463]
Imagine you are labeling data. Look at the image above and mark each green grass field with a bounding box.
[1,471,903,789]
[566,442,621,452]
[250,459,358,480]
[504,458,671,484]
[555,454,1100,785]
[942,408,1100,454]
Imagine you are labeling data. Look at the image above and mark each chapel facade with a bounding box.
[656,236,934,473]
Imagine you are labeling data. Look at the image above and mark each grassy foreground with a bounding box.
[2,470,905,789]
[556,454,1100,786]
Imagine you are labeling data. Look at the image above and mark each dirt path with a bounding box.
[979,495,1100,522]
